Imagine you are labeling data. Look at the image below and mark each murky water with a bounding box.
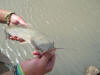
[0,0,100,75]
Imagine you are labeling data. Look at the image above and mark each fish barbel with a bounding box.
[5,25,54,53]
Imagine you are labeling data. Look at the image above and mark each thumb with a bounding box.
[19,19,28,26]
[40,49,56,63]
[40,52,52,63]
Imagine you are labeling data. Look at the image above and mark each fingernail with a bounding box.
[33,51,40,55]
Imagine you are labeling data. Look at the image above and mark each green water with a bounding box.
[0,0,100,75]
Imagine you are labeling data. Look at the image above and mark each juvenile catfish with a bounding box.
[5,25,55,54]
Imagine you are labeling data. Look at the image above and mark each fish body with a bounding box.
[5,25,54,53]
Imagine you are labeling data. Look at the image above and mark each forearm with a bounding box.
[0,9,9,23]
[1,71,12,75]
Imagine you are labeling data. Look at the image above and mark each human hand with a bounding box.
[20,49,56,75]
[9,14,27,26]
[9,35,25,42]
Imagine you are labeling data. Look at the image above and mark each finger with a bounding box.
[10,14,19,25]
[40,52,52,64]
[16,37,25,42]
[32,51,41,58]
[20,22,28,26]
[46,54,56,73]
[19,39,25,42]
[40,48,56,63]
[9,19,19,26]
[18,19,28,26]
[33,51,40,55]
[9,35,18,40]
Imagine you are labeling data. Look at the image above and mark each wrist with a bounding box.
[4,12,15,25]
[0,9,15,25]
[16,64,25,75]
[0,9,8,23]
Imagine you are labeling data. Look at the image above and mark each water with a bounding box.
[0,0,100,75]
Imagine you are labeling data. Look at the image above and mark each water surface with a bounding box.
[0,0,100,75]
